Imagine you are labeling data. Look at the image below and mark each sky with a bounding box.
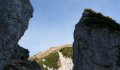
[19,0,120,56]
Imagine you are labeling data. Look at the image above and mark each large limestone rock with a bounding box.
[0,0,41,70]
[73,9,120,70]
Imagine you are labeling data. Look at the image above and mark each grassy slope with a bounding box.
[30,44,72,70]
[60,46,72,58]
[37,51,60,70]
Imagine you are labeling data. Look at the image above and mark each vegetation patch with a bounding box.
[37,51,60,70]
[84,9,120,32]
[60,47,72,58]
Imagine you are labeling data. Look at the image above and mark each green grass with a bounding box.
[37,51,60,70]
[60,47,72,58]
[84,9,120,32]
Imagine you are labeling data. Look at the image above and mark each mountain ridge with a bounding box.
[29,44,72,61]
[29,44,73,70]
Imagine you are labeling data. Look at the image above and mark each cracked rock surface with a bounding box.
[73,9,120,70]
[0,0,41,70]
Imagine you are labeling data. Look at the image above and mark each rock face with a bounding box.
[0,0,41,70]
[73,9,120,70]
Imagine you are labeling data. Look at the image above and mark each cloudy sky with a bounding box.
[19,0,120,56]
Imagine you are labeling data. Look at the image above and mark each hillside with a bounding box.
[29,44,73,70]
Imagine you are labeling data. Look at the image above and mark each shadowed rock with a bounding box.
[73,9,120,70]
[0,0,41,70]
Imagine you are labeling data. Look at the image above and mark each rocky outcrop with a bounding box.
[0,0,41,70]
[73,9,120,70]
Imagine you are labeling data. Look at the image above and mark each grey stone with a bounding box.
[73,9,120,70]
[0,0,41,70]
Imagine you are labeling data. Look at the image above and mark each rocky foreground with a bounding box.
[73,9,120,70]
[0,0,41,70]
[0,0,120,70]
